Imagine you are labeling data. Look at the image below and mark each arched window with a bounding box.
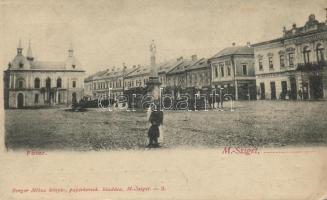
[46,77,51,88]
[34,78,40,88]
[316,44,325,62]
[57,78,62,88]
[303,46,311,64]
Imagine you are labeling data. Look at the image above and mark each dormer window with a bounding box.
[19,62,24,68]
[72,64,76,69]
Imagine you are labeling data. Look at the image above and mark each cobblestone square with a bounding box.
[5,101,327,150]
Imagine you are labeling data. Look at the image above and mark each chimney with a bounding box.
[232,42,236,47]
[191,54,198,62]
[283,26,287,36]
[177,56,183,62]
[292,23,296,29]
[112,66,115,72]
[246,42,251,47]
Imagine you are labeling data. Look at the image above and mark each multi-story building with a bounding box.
[84,66,137,100]
[124,65,150,90]
[165,56,198,97]
[158,59,179,88]
[253,13,327,100]
[84,69,109,99]
[3,40,85,108]
[208,44,256,100]
[186,57,211,96]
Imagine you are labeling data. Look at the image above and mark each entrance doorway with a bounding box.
[309,75,323,99]
[303,82,309,100]
[290,77,297,100]
[260,83,265,100]
[270,81,276,100]
[72,92,77,104]
[17,93,24,108]
[281,81,287,99]
[58,93,61,103]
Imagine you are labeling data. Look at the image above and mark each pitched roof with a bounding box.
[167,59,196,74]
[30,61,66,70]
[187,58,209,71]
[210,46,254,59]
[84,69,109,81]
[158,59,180,73]
[125,65,150,78]
[85,66,140,81]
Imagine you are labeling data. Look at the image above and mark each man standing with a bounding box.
[148,104,163,148]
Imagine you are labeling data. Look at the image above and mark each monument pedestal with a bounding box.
[147,76,161,102]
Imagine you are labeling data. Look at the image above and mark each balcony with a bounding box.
[296,60,327,71]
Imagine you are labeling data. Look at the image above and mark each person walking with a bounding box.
[147,104,163,148]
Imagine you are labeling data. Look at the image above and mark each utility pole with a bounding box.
[122,63,126,94]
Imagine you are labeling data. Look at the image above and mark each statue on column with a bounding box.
[150,40,156,57]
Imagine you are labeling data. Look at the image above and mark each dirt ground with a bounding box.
[4,101,327,150]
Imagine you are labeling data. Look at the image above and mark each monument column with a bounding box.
[147,40,161,102]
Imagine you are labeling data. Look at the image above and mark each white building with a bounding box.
[253,14,327,100]
[3,40,85,108]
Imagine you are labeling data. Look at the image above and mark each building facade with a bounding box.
[84,65,139,100]
[84,69,109,99]
[209,44,256,100]
[165,56,200,98]
[186,57,211,95]
[3,40,85,108]
[158,59,179,88]
[253,14,327,100]
[124,65,150,90]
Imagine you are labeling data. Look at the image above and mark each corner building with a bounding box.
[253,14,327,100]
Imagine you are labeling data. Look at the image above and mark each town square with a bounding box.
[2,1,327,200]
[2,2,327,150]
[5,100,327,150]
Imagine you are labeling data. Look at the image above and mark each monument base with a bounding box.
[147,76,161,102]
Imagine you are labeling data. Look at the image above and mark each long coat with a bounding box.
[148,110,163,138]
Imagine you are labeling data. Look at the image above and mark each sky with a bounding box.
[1,0,327,75]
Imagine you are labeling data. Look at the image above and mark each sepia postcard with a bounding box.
[1,0,327,199]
